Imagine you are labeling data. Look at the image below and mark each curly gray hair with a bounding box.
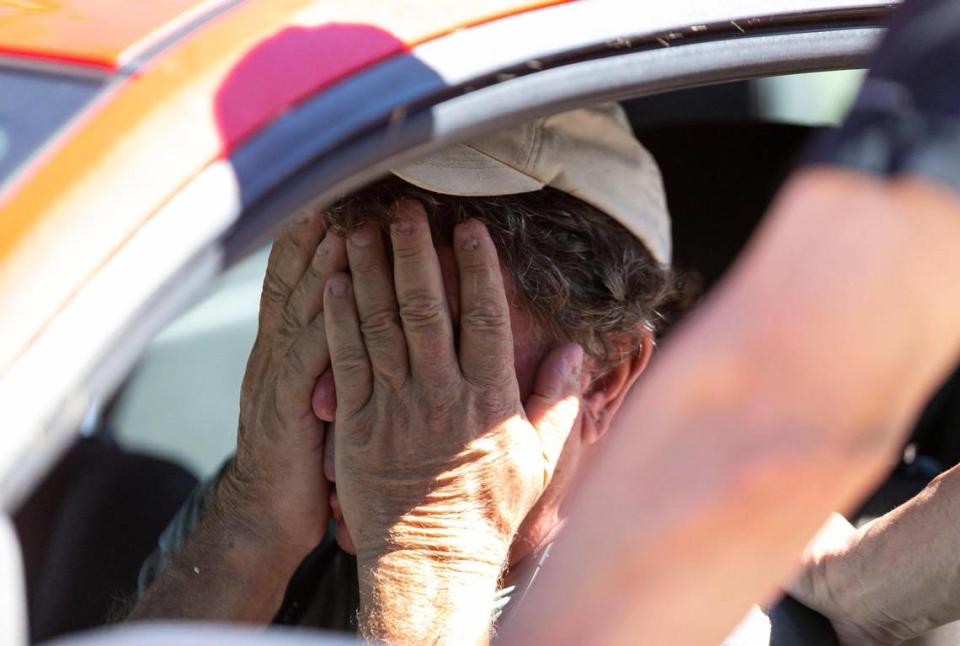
[326,176,680,374]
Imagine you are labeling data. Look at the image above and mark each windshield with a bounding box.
[0,64,102,190]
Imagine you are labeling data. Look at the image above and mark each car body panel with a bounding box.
[0,0,567,379]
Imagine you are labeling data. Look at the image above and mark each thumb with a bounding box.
[525,343,584,481]
[787,512,856,605]
[802,512,856,563]
[312,368,337,422]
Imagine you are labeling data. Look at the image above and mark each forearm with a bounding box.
[501,169,960,644]
[129,476,305,623]
[498,363,897,646]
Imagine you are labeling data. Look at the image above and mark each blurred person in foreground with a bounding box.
[500,0,960,644]
[129,105,681,643]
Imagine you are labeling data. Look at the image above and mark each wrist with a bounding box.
[816,532,905,644]
[353,497,513,565]
[351,463,525,556]
[358,544,507,646]
[212,464,315,574]
[355,505,510,645]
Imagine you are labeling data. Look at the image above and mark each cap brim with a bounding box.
[391,143,544,197]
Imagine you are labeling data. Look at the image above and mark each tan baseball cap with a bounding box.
[391,103,671,265]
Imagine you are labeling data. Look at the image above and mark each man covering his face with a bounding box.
[130,104,677,641]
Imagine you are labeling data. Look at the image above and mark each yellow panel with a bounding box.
[0,0,218,68]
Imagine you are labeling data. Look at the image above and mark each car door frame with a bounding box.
[4,0,895,515]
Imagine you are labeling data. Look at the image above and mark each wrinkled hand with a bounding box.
[324,199,582,566]
[222,211,347,559]
[790,513,899,646]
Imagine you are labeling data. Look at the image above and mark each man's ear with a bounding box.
[581,329,654,446]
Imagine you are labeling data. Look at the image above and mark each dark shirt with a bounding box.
[138,463,359,630]
[138,461,527,632]
[805,0,960,196]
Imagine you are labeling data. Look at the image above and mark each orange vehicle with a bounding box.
[3,1,935,644]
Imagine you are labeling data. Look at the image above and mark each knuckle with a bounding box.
[421,378,461,412]
[273,223,297,249]
[462,301,509,331]
[278,305,304,333]
[372,364,408,393]
[359,307,400,339]
[333,345,369,374]
[460,257,495,277]
[347,249,382,274]
[260,276,290,309]
[281,210,315,235]
[392,241,426,261]
[399,292,446,326]
[284,229,310,255]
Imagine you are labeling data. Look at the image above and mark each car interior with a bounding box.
[14,70,960,645]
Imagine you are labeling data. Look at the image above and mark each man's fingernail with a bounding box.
[315,235,330,257]
[459,235,480,251]
[392,199,424,236]
[392,217,416,236]
[350,226,374,248]
[329,277,349,297]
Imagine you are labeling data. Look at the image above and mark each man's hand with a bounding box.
[227,210,346,557]
[790,514,899,646]
[792,463,960,646]
[323,200,582,644]
[131,211,346,622]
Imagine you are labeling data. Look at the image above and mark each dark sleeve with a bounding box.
[136,457,354,629]
[804,0,960,195]
[136,460,229,597]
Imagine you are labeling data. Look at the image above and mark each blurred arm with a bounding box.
[500,167,960,645]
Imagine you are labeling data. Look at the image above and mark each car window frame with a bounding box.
[2,0,889,543]
[4,0,889,512]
